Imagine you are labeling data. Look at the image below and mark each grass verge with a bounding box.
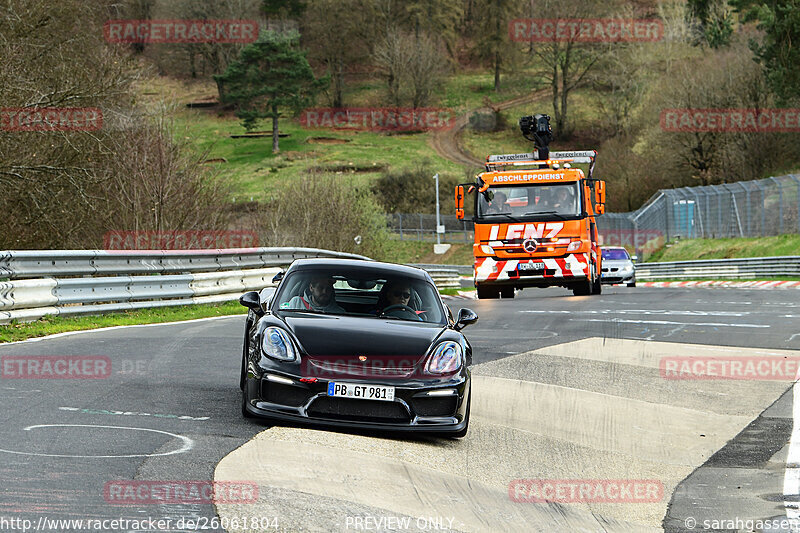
[646,234,800,262]
[0,301,245,343]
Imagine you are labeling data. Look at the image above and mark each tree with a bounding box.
[302,0,375,108]
[472,0,521,91]
[731,0,800,103]
[214,30,328,153]
[528,0,608,138]
[374,29,448,108]
[687,0,733,48]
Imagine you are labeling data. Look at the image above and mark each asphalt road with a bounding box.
[1,285,798,532]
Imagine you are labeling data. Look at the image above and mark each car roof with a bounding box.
[287,258,431,280]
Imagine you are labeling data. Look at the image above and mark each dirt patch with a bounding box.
[230,133,290,139]
[308,163,386,173]
[201,158,228,164]
[306,137,350,144]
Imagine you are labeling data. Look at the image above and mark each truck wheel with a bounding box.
[477,284,500,299]
[501,287,515,299]
[572,281,592,296]
[592,276,602,295]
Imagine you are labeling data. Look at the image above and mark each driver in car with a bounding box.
[376,282,423,321]
[286,275,345,313]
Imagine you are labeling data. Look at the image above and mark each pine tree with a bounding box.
[214,30,328,153]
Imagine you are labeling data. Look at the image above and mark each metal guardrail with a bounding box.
[0,248,370,280]
[417,256,800,282]
[634,256,800,281]
[0,248,370,324]
[408,263,473,276]
[0,248,464,324]
[424,268,461,289]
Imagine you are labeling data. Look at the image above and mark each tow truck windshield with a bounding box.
[477,183,580,220]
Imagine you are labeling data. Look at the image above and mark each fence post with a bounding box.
[768,177,784,235]
[398,214,403,241]
[790,175,800,234]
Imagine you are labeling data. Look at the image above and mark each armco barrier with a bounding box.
[0,247,370,324]
[0,249,462,324]
[420,256,800,283]
[424,268,461,289]
[635,256,800,280]
[0,248,371,280]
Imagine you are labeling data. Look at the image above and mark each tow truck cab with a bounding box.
[456,150,606,298]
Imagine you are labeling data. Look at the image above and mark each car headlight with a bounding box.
[621,265,634,272]
[261,327,296,362]
[425,341,463,374]
[566,240,582,252]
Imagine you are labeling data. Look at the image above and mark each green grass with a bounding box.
[0,301,245,343]
[177,108,463,200]
[646,234,800,262]
[379,240,473,265]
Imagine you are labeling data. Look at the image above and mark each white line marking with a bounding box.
[0,424,194,458]
[572,318,770,328]
[520,309,750,317]
[0,314,244,346]
[785,380,800,521]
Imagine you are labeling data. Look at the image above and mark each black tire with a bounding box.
[592,276,602,295]
[241,389,254,418]
[500,286,515,299]
[451,394,471,439]
[240,320,250,391]
[627,281,636,287]
[476,284,500,299]
[572,280,592,296]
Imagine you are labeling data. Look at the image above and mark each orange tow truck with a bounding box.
[455,114,606,299]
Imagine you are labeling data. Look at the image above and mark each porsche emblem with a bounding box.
[522,239,539,253]
[358,356,367,361]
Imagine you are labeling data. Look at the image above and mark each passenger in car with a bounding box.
[286,275,345,313]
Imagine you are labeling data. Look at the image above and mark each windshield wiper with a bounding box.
[521,210,572,220]
[479,212,522,223]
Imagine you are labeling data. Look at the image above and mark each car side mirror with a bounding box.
[455,308,478,331]
[239,291,264,317]
[272,271,285,284]
[631,255,638,262]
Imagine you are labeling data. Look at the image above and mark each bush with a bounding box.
[257,174,390,258]
[371,162,461,214]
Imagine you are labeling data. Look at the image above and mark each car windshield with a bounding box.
[273,268,446,324]
[477,183,580,220]
[602,248,630,260]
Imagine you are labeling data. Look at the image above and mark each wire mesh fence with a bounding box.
[385,214,474,243]
[597,174,800,260]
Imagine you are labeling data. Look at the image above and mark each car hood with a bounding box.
[282,314,445,358]
[603,259,633,267]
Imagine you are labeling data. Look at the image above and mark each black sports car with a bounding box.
[238,258,477,437]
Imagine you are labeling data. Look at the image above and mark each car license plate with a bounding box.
[518,262,545,271]
[327,382,395,402]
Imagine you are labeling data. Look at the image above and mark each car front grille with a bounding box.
[261,381,311,407]
[410,396,458,417]
[308,397,410,423]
